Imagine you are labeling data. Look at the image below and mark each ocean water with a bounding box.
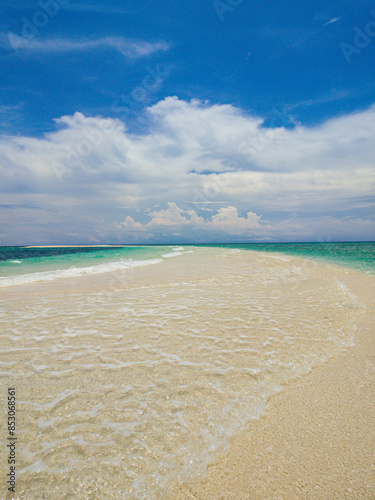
[1,242,374,285]
[0,246,184,287]
[0,243,373,498]
[205,241,375,275]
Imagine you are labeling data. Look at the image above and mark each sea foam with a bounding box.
[0,258,163,287]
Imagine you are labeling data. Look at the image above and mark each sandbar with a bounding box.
[172,269,375,499]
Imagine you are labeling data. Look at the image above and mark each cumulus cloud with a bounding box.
[116,203,262,235]
[147,203,203,226]
[210,206,262,231]
[0,98,374,244]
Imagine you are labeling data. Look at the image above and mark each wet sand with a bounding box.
[173,271,375,499]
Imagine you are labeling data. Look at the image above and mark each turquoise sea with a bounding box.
[0,245,181,286]
[207,241,375,275]
[1,242,374,287]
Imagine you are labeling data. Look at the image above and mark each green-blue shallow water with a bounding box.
[204,242,375,275]
[0,245,183,286]
[0,242,374,287]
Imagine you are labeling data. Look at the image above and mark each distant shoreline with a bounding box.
[23,245,132,248]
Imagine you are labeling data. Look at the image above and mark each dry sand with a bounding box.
[172,270,375,499]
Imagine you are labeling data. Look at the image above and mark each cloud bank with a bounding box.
[0,97,374,244]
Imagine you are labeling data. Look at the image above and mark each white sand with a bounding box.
[173,271,375,499]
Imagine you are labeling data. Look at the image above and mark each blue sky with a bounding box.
[0,0,374,244]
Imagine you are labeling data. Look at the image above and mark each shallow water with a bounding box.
[0,246,179,285]
[0,248,365,498]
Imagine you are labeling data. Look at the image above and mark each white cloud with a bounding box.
[147,202,202,226]
[210,206,262,231]
[4,33,170,59]
[117,216,146,231]
[0,98,374,244]
[322,17,341,27]
[114,203,263,238]
[63,1,155,15]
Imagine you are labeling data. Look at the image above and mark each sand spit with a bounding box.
[173,271,375,499]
